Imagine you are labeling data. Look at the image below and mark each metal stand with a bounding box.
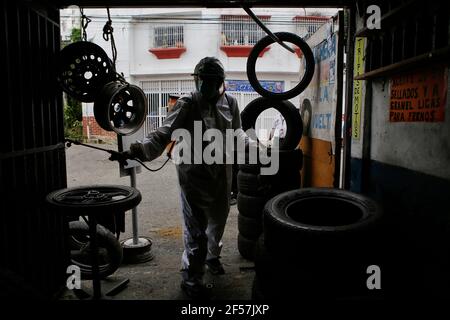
[121,167,154,264]
[74,214,130,300]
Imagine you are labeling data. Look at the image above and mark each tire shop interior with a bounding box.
[1,0,450,302]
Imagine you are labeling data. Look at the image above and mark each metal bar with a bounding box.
[342,6,355,190]
[105,278,130,297]
[355,0,418,37]
[3,0,14,153]
[88,216,102,299]
[37,14,46,149]
[0,143,65,160]
[242,6,295,53]
[44,17,53,147]
[16,4,26,152]
[129,167,139,245]
[334,11,345,189]
[354,45,450,80]
[26,7,37,150]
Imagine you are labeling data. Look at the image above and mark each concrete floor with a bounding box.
[63,143,255,300]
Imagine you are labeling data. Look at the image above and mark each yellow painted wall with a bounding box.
[299,137,335,187]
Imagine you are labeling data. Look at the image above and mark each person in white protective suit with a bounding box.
[123,57,249,299]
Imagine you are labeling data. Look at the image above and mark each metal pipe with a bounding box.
[242,5,295,53]
[129,167,139,245]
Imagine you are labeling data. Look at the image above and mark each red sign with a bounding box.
[389,66,447,122]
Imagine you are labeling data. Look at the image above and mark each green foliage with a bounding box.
[70,27,82,42]
[64,98,83,141]
[63,27,83,141]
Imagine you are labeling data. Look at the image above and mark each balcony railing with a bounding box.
[220,15,271,57]
[149,24,186,59]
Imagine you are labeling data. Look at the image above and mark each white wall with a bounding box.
[370,76,450,179]
[60,7,335,116]
[352,14,450,180]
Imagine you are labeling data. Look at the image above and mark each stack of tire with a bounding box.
[236,98,304,261]
[237,31,316,261]
[252,188,383,300]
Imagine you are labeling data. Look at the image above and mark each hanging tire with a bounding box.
[263,188,383,260]
[247,32,315,100]
[69,221,123,279]
[237,233,256,261]
[241,98,303,151]
[238,214,263,240]
[237,193,267,219]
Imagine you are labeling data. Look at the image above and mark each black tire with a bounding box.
[247,32,314,100]
[263,188,383,260]
[238,163,262,174]
[254,235,275,281]
[69,221,123,279]
[237,193,267,219]
[253,235,342,300]
[241,98,303,151]
[251,276,266,301]
[238,214,263,240]
[238,148,303,175]
[237,233,256,261]
[272,148,303,173]
[262,170,301,197]
[237,171,271,196]
[46,185,141,215]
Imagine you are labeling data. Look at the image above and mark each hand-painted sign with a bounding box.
[352,37,365,139]
[298,24,339,147]
[225,80,284,93]
[389,66,447,122]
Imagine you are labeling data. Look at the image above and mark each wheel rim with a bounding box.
[94,82,147,136]
[53,186,133,206]
[57,41,116,102]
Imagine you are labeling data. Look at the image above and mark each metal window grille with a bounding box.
[152,24,184,48]
[139,81,282,142]
[294,16,329,39]
[140,80,195,137]
[221,15,270,46]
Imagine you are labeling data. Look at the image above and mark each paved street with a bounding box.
[64,143,254,300]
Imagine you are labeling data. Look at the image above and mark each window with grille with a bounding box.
[140,80,195,136]
[152,25,184,48]
[294,16,329,39]
[221,15,270,46]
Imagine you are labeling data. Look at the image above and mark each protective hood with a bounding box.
[192,57,226,100]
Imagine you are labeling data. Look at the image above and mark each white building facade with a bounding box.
[60,7,332,140]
